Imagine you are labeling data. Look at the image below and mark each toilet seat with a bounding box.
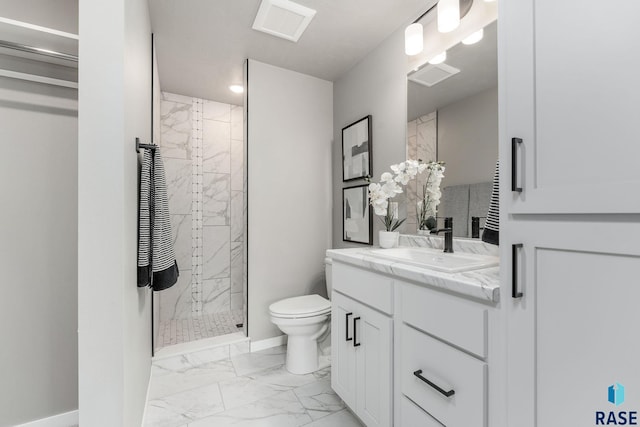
[269,294,331,319]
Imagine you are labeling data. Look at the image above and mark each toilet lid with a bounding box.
[269,295,331,318]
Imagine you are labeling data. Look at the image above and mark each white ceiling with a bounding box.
[149,0,431,105]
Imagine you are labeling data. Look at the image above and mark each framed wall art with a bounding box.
[342,115,372,181]
[342,184,372,245]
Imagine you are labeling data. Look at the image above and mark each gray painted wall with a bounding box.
[0,79,78,426]
[332,26,409,248]
[0,0,78,33]
[247,60,333,342]
[78,0,152,425]
[437,86,498,187]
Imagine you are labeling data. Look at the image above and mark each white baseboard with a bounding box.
[250,335,287,352]
[14,410,78,427]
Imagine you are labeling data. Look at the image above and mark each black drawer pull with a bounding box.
[512,137,523,192]
[353,316,361,347]
[413,370,455,397]
[512,243,523,298]
[345,312,353,341]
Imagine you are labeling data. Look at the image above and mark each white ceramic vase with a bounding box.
[379,231,399,249]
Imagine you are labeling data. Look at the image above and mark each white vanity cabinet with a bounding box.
[331,262,393,427]
[396,281,492,427]
[330,257,500,427]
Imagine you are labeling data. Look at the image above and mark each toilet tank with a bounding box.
[324,257,333,300]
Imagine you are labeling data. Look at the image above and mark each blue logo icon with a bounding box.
[609,383,625,406]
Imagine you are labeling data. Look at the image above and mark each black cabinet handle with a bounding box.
[353,317,361,347]
[512,243,523,298]
[511,137,523,192]
[413,370,455,397]
[345,312,353,341]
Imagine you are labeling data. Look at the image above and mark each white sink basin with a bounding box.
[368,247,499,273]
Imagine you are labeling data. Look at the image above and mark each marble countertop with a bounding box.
[326,244,500,303]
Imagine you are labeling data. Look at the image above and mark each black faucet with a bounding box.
[433,217,454,253]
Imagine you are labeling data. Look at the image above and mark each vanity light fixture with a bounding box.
[428,51,447,64]
[438,0,460,33]
[405,23,424,55]
[229,85,244,94]
[404,0,474,56]
[462,28,484,45]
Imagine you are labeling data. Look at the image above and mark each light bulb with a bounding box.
[462,28,484,45]
[229,85,244,94]
[437,0,460,33]
[429,51,447,65]
[405,23,424,56]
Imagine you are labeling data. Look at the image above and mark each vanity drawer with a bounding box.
[332,262,393,315]
[401,324,487,427]
[400,396,443,427]
[401,282,487,358]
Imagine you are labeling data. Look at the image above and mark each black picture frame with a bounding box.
[342,115,372,181]
[342,184,373,245]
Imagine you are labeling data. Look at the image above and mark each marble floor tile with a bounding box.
[188,390,312,427]
[301,409,364,427]
[219,364,317,410]
[230,346,287,377]
[156,310,244,349]
[149,358,237,400]
[153,346,229,373]
[145,383,225,427]
[293,378,345,420]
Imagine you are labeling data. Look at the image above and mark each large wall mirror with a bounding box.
[406,20,497,239]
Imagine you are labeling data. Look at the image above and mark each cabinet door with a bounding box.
[355,302,393,427]
[331,291,357,410]
[501,0,640,214]
[505,220,640,426]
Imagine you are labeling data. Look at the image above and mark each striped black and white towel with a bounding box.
[137,148,179,290]
[482,160,499,246]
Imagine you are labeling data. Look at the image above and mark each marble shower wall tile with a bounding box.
[160,100,192,160]
[231,242,242,293]
[231,292,243,311]
[231,105,243,141]
[203,173,230,225]
[162,91,193,104]
[230,139,244,192]
[201,278,231,314]
[159,270,193,323]
[163,158,192,215]
[203,100,231,122]
[203,119,231,174]
[160,92,244,323]
[170,214,192,274]
[230,190,244,242]
[203,226,230,280]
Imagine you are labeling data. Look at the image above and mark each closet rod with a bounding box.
[0,39,78,62]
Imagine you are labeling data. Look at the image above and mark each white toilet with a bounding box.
[269,258,333,374]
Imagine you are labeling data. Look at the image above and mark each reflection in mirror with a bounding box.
[406,21,498,239]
